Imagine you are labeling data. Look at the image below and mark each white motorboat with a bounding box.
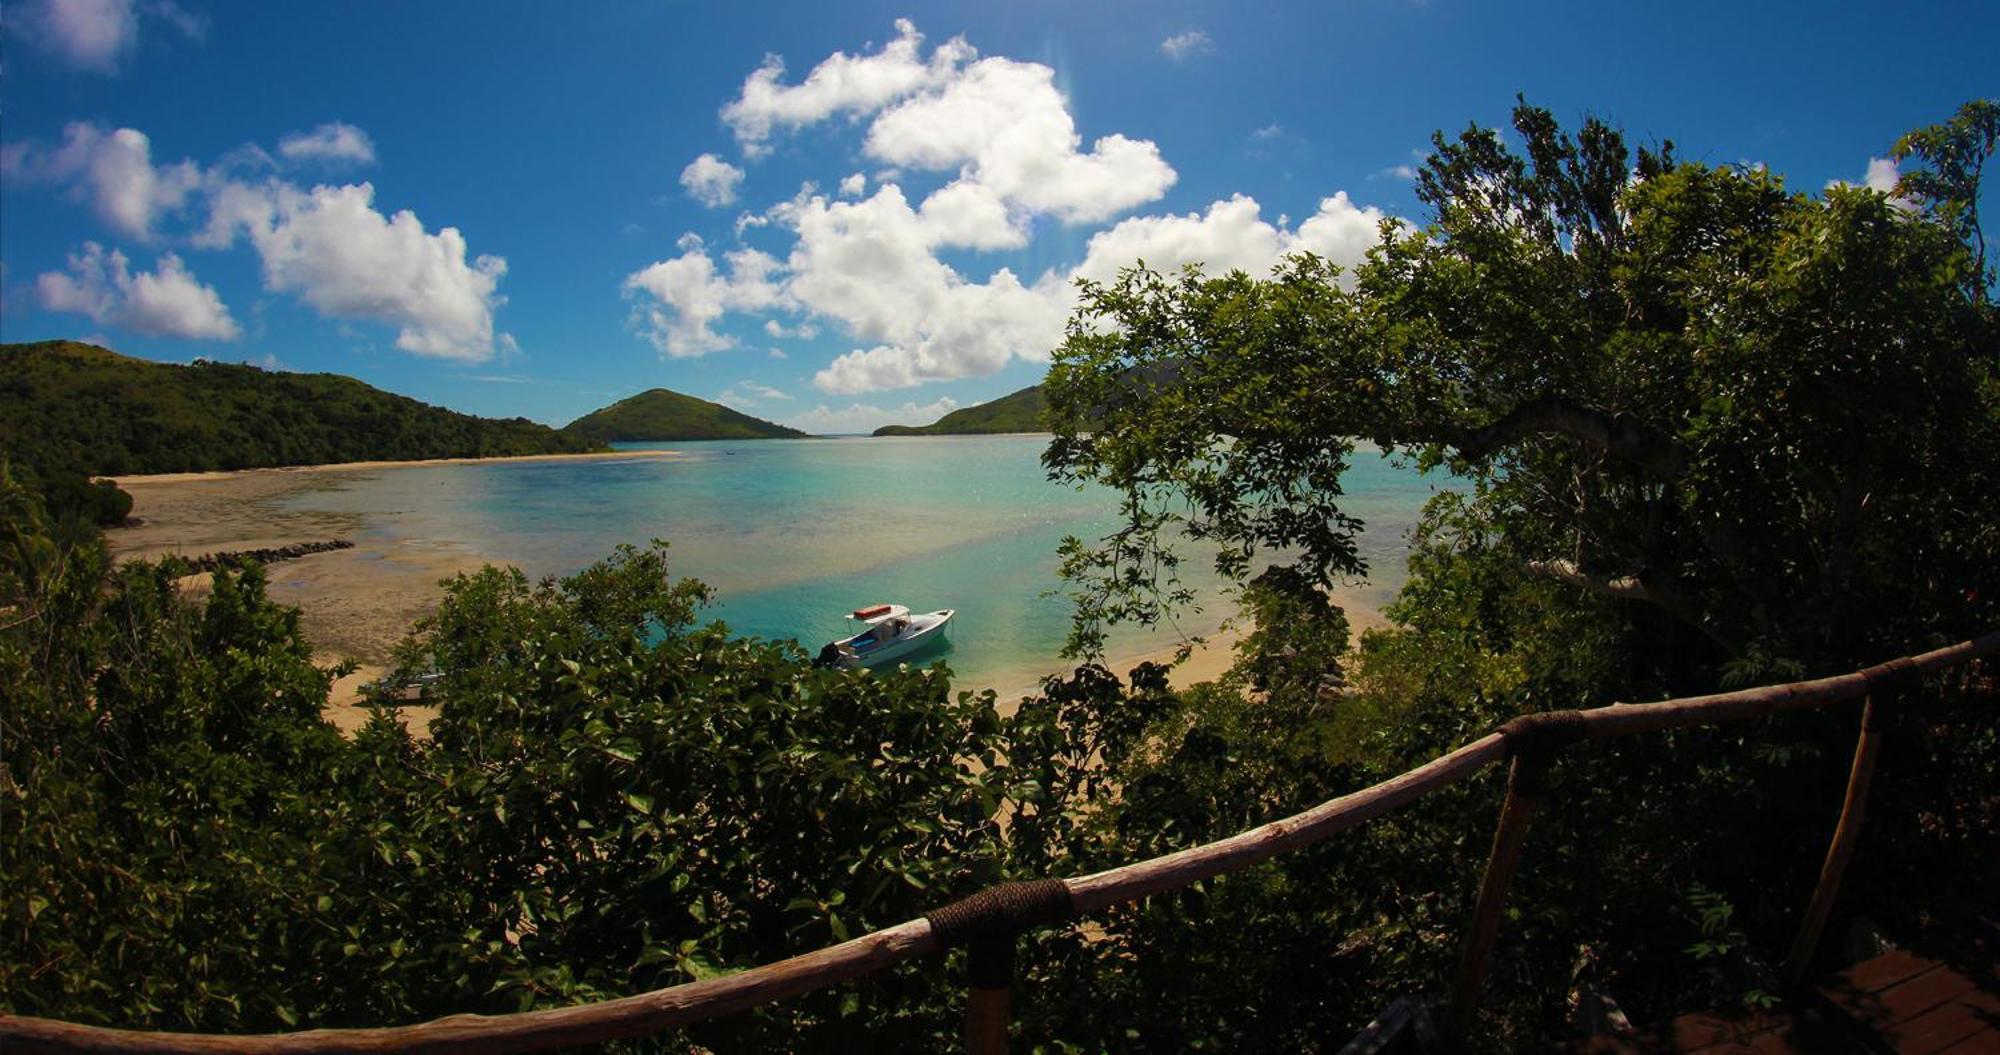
[813,603,954,669]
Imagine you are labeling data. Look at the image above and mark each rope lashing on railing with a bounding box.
[925,879,1076,989]
[924,879,1077,948]
[1494,710,1592,758]
[1493,709,1591,794]
[923,879,1077,1048]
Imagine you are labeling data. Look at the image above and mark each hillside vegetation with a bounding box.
[562,388,808,441]
[872,385,1047,435]
[0,341,599,476]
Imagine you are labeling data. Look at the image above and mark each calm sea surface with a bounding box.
[278,435,1453,692]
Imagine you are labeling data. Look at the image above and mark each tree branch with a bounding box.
[1452,396,1687,478]
[1523,558,1735,654]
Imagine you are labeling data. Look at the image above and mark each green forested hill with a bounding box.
[0,341,600,475]
[562,388,808,441]
[871,385,1047,436]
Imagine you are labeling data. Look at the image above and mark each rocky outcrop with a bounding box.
[170,539,355,573]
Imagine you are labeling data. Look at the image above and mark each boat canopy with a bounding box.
[849,603,909,624]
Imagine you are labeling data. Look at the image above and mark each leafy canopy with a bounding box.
[1046,98,2000,681]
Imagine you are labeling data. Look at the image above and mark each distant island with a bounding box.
[562,388,807,442]
[872,385,1047,436]
[0,340,601,478]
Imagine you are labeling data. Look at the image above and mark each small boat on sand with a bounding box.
[813,603,954,669]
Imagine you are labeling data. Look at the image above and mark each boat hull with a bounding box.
[827,609,954,669]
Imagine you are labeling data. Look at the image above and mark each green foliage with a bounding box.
[1035,97,2000,1046]
[1,499,1021,1046]
[1046,97,2000,680]
[31,468,133,526]
[872,385,1049,436]
[1891,98,1999,299]
[561,388,809,442]
[0,340,600,477]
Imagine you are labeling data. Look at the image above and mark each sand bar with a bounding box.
[108,450,682,661]
[111,448,677,486]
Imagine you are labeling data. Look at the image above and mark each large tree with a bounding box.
[1026,101,2000,1048]
[1045,98,2000,685]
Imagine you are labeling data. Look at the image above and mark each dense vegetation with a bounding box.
[562,388,808,441]
[12,461,133,527]
[3,101,1996,1053]
[872,385,1048,436]
[1037,97,2000,1044]
[0,341,601,476]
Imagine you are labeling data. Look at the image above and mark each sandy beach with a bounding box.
[987,589,1387,708]
[111,451,680,661]
[109,451,676,734]
[107,448,1385,733]
[112,448,678,486]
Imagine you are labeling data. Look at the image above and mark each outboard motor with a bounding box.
[813,642,845,669]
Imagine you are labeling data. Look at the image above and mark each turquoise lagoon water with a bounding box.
[278,435,1453,693]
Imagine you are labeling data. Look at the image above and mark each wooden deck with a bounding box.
[1818,949,2000,1054]
[1579,949,2000,1054]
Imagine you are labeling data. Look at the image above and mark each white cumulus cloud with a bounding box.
[774,185,1069,393]
[1861,156,1899,193]
[2,122,201,241]
[863,54,1176,223]
[1160,30,1212,61]
[782,396,960,435]
[631,21,1397,395]
[6,121,515,361]
[717,380,793,407]
[624,246,785,357]
[680,152,745,208]
[25,0,136,70]
[35,241,240,340]
[204,181,512,361]
[277,122,376,166]
[633,186,1394,394]
[916,179,1025,249]
[721,18,973,157]
[13,0,197,72]
[1827,156,1901,194]
[720,21,1173,225]
[1073,192,1392,287]
[764,319,819,339]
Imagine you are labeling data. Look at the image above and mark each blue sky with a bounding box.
[2,1,1993,433]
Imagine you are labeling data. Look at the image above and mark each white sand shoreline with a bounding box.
[987,589,1387,707]
[109,448,678,486]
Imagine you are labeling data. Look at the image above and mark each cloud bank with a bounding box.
[5,120,514,359]
[623,20,1397,395]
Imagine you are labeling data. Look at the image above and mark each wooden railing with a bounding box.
[4,631,1995,1055]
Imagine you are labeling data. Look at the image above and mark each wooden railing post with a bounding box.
[964,938,1013,1055]
[1779,680,1897,991]
[1442,750,1550,1049]
[1443,710,1584,1051]
[922,879,1075,1055]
